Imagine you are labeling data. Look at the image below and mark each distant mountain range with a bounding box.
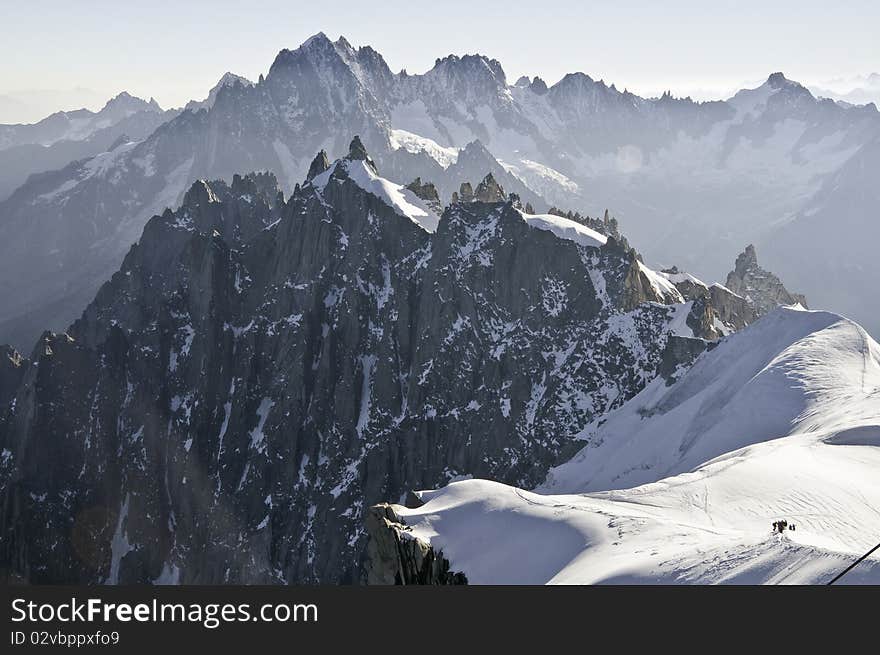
[0,32,877,351]
[809,73,880,107]
[0,93,177,201]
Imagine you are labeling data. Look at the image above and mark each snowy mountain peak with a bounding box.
[728,73,814,116]
[764,73,816,105]
[308,139,441,231]
[554,71,598,91]
[217,71,252,87]
[100,91,162,115]
[300,31,333,51]
[428,53,507,90]
[185,72,253,112]
[269,32,344,74]
[766,71,796,89]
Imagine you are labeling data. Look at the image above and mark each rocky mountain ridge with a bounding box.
[0,139,753,584]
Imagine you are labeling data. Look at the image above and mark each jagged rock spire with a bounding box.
[474,173,505,202]
[182,179,221,208]
[405,177,440,204]
[346,135,378,173]
[306,150,331,181]
[734,244,759,270]
[725,244,807,316]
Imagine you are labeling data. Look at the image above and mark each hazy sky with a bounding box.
[2,0,878,119]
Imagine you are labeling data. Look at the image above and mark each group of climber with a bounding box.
[772,519,796,533]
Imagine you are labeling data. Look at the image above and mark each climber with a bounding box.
[772,520,789,533]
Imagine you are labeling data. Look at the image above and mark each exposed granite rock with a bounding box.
[709,283,757,331]
[474,173,505,202]
[661,266,707,302]
[0,345,26,409]
[347,135,378,173]
[659,266,758,336]
[405,177,440,204]
[530,77,549,95]
[601,237,675,312]
[685,297,720,340]
[659,335,709,384]
[365,504,466,585]
[725,245,808,317]
[306,150,330,181]
[404,177,442,214]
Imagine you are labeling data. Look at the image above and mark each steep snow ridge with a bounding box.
[500,158,580,195]
[658,269,708,288]
[521,210,682,302]
[389,128,459,168]
[396,307,880,584]
[638,261,682,299]
[315,158,441,232]
[521,211,607,248]
[545,307,876,491]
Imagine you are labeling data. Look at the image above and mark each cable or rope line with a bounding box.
[826,541,880,585]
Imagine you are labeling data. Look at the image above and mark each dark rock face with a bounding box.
[659,265,764,336]
[404,177,438,202]
[473,173,505,202]
[0,150,701,584]
[306,150,330,181]
[708,284,757,331]
[0,346,26,409]
[659,335,709,383]
[365,504,465,585]
[725,245,808,317]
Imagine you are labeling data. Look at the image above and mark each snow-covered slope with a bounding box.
[395,307,880,584]
[522,212,607,248]
[314,156,442,232]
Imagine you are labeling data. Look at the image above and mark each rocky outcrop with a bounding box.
[709,283,757,331]
[365,504,466,585]
[405,177,440,204]
[306,150,330,181]
[660,267,706,302]
[725,245,807,317]
[346,135,380,175]
[0,346,26,408]
[474,173,505,202]
[659,335,710,383]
